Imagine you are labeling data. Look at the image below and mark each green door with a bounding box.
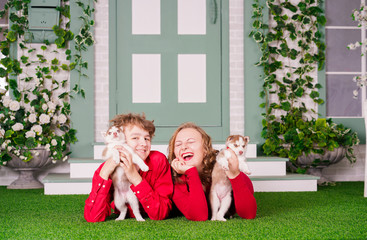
[110,0,229,143]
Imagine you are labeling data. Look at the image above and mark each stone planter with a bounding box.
[288,147,347,185]
[7,147,53,189]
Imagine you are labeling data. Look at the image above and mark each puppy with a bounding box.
[101,125,149,221]
[210,135,251,221]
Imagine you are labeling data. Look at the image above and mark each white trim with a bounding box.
[326,72,361,75]
[325,26,361,30]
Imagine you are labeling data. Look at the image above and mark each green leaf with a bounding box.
[6,31,17,42]
[25,137,37,149]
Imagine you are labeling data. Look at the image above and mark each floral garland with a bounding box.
[348,3,367,98]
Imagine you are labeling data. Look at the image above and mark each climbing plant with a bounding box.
[250,0,359,172]
[0,0,96,165]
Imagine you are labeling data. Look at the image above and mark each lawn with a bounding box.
[1,182,367,239]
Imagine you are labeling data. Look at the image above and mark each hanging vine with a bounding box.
[0,0,96,165]
[250,0,359,172]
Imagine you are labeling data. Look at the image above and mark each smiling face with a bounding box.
[124,125,151,161]
[174,128,206,173]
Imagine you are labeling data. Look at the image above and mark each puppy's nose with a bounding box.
[239,151,243,155]
[113,132,117,137]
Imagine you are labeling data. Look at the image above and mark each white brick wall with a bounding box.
[94,0,110,142]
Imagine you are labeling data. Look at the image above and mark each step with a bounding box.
[42,172,319,195]
[43,173,92,195]
[68,157,288,179]
[94,143,258,159]
[250,174,319,192]
[69,158,103,178]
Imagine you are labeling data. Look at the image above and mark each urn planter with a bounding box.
[7,148,52,189]
[288,147,347,185]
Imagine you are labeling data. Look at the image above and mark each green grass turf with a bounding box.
[0,182,367,239]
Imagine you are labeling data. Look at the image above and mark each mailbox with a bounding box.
[27,0,60,43]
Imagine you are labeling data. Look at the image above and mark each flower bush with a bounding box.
[0,87,77,165]
[0,1,79,166]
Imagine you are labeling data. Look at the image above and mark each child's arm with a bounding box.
[130,151,173,220]
[172,167,208,221]
[84,163,114,222]
[230,172,257,219]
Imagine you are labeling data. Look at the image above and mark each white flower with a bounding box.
[0,113,4,119]
[63,156,68,162]
[25,131,36,138]
[1,142,7,149]
[42,93,49,102]
[7,146,12,151]
[42,104,48,111]
[0,88,6,94]
[45,144,51,151]
[53,151,57,155]
[34,151,40,156]
[12,123,24,131]
[51,139,57,146]
[39,114,50,124]
[47,101,56,112]
[2,96,11,107]
[9,101,20,111]
[0,128,4,137]
[348,43,356,50]
[52,159,57,164]
[58,114,67,124]
[61,141,65,145]
[28,113,37,123]
[31,125,43,135]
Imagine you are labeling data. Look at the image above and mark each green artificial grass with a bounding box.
[1,182,367,239]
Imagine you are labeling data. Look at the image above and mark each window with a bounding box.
[325,0,363,117]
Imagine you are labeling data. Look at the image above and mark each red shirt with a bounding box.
[172,167,257,221]
[84,151,173,222]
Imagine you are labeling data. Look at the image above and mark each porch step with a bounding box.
[250,174,319,192]
[42,172,319,195]
[68,157,288,179]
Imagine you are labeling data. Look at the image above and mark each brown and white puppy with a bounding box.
[210,135,251,221]
[101,125,149,221]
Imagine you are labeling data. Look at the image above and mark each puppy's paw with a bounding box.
[216,217,227,221]
[136,217,145,222]
[140,165,149,172]
[244,170,251,175]
[221,164,229,171]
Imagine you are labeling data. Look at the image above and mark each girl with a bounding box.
[168,122,257,221]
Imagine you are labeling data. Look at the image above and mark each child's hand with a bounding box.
[225,149,240,179]
[99,156,119,180]
[171,158,194,175]
[117,146,142,186]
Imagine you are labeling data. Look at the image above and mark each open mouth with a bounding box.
[181,152,194,161]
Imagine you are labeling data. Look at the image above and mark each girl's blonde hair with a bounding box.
[168,122,218,186]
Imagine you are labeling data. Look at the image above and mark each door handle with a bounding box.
[210,0,217,24]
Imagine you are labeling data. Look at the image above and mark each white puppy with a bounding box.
[210,135,251,221]
[101,126,149,221]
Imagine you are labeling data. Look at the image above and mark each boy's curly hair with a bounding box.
[110,113,155,138]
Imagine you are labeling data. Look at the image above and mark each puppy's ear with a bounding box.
[226,135,234,142]
[243,136,250,144]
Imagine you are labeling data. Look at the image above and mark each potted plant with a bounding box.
[0,0,95,188]
[250,0,360,184]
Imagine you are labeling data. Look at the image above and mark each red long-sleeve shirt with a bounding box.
[84,151,173,222]
[172,167,257,221]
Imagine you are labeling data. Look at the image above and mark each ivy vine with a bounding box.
[0,0,96,164]
[250,0,359,172]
